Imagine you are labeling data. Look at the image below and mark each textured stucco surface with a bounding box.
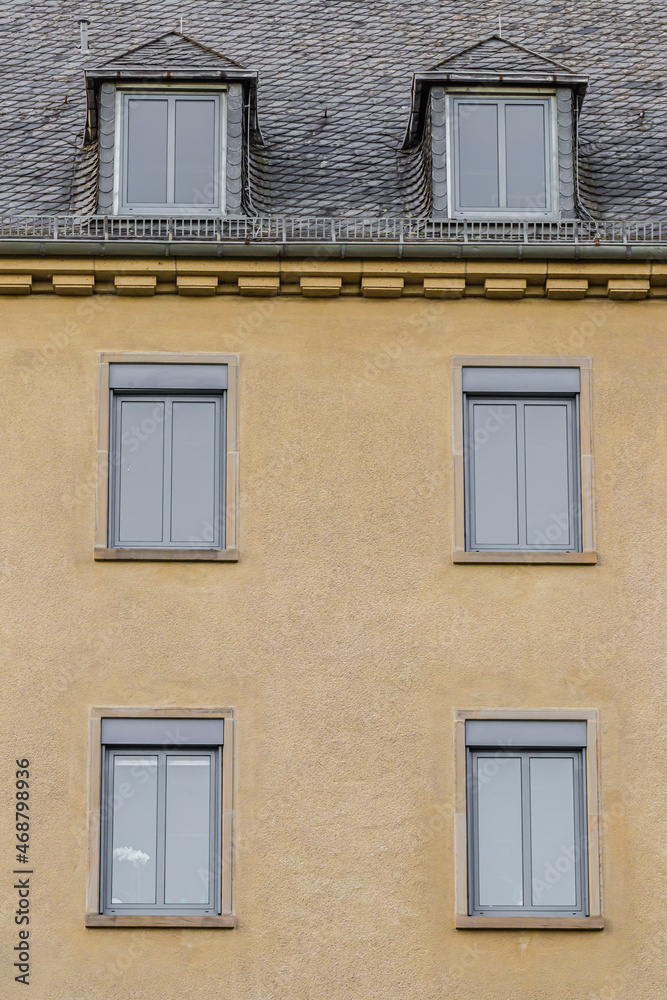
[0,289,665,998]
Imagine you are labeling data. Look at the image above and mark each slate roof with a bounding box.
[0,0,665,218]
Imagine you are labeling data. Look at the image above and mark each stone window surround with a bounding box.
[454,708,603,930]
[94,352,240,562]
[451,355,596,564]
[86,706,236,929]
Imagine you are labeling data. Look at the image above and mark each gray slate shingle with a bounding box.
[0,0,665,218]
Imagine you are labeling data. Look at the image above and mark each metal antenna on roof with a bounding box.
[179,15,184,32]
[78,18,90,52]
[498,13,502,37]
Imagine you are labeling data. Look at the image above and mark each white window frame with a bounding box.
[445,89,559,220]
[113,86,227,215]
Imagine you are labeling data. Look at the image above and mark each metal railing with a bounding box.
[0,215,666,244]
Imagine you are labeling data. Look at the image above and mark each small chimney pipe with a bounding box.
[78,18,90,53]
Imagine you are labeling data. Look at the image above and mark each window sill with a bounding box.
[94,547,239,562]
[456,915,604,930]
[86,914,237,928]
[453,550,597,565]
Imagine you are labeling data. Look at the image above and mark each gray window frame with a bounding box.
[117,90,225,214]
[100,720,224,917]
[108,364,227,551]
[466,728,589,918]
[463,371,581,553]
[447,92,558,219]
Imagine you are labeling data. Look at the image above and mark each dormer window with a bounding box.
[85,30,260,218]
[403,35,588,221]
[449,93,555,218]
[118,91,225,214]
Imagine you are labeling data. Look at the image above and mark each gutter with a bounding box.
[0,240,664,261]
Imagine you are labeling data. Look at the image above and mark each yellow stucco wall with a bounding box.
[0,279,665,998]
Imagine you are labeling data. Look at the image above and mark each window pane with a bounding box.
[477,756,524,906]
[530,757,577,906]
[524,403,571,547]
[110,756,158,905]
[470,403,519,546]
[165,756,212,905]
[117,400,165,543]
[457,103,499,209]
[174,99,217,206]
[126,99,169,204]
[170,400,218,545]
[505,103,548,210]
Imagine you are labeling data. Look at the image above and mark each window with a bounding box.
[448,94,556,217]
[86,710,235,927]
[117,91,225,213]
[455,711,603,929]
[451,358,596,563]
[95,354,239,561]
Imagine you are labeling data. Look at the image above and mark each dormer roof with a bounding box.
[85,30,254,83]
[429,34,575,75]
[82,29,259,153]
[97,30,246,72]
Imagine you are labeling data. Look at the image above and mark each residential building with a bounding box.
[0,2,665,997]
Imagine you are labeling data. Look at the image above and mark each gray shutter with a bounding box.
[457,102,500,209]
[170,399,220,545]
[115,399,166,544]
[462,367,580,394]
[109,364,227,391]
[174,98,217,206]
[465,719,588,747]
[126,97,169,204]
[505,102,548,209]
[101,717,224,745]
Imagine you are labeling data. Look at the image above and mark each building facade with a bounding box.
[0,2,665,998]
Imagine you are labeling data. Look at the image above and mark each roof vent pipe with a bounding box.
[78,18,90,53]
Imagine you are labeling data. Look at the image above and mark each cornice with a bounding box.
[0,258,665,299]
